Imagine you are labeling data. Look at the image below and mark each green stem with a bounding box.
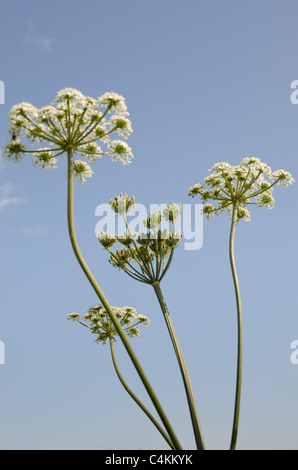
[70,109,87,143]
[158,247,174,282]
[239,170,262,197]
[243,179,278,200]
[80,125,118,146]
[221,170,236,198]
[109,338,176,450]
[122,215,154,281]
[238,168,251,196]
[229,204,243,451]
[66,149,182,450]
[107,248,148,283]
[48,117,67,141]
[75,106,111,145]
[153,282,205,450]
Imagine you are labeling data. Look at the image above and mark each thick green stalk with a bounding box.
[109,338,175,450]
[66,149,182,450]
[229,204,243,451]
[153,282,205,450]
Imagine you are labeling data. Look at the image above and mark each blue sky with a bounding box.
[0,0,297,450]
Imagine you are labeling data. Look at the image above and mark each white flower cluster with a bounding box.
[3,88,134,181]
[101,197,182,284]
[162,203,182,223]
[73,160,94,183]
[188,157,294,221]
[32,148,57,170]
[67,305,150,344]
[109,193,136,214]
[143,210,162,230]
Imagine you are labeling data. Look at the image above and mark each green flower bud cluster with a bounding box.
[109,193,136,214]
[98,197,182,284]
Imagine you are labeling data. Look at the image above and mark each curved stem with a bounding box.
[66,149,182,450]
[153,282,205,450]
[109,338,175,450]
[229,204,243,451]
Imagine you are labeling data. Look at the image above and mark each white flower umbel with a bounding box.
[188,156,294,451]
[163,203,182,223]
[106,195,182,284]
[109,193,135,215]
[143,211,162,230]
[108,140,133,165]
[97,230,117,248]
[67,312,80,322]
[67,304,150,344]
[3,88,133,181]
[73,160,94,183]
[32,148,57,170]
[188,156,294,222]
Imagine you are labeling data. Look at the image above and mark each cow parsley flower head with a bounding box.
[188,156,294,222]
[67,312,80,322]
[163,203,182,223]
[109,193,136,214]
[67,304,150,344]
[32,148,57,170]
[9,102,38,129]
[110,114,133,138]
[3,88,134,181]
[143,211,162,230]
[98,231,117,248]
[100,196,183,284]
[73,160,94,183]
[108,140,133,165]
[98,92,128,114]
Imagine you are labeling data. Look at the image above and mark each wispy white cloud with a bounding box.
[0,181,16,195]
[24,20,54,54]
[34,36,54,54]
[0,182,46,233]
[19,224,47,236]
[0,181,28,213]
[0,196,28,213]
